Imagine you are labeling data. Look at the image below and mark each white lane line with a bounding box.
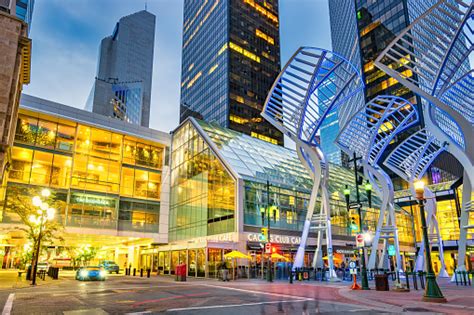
[1,293,14,315]
[14,284,188,295]
[166,299,309,312]
[199,283,313,301]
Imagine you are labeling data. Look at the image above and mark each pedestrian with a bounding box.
[219,260,229,281]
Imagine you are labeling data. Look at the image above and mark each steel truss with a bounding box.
[384,129,450,277]
[375,0,473,274]
[337,95,418,272]
[262,47,363,279]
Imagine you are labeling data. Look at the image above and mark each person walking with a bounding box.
[220,261,229,281]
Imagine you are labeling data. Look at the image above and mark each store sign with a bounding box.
[71,194,115,207]
[247,233,301,245]
[194,232,238,244]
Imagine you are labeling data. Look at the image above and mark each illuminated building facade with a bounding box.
[180,0,283,146]
[150,118,415,278]
[0,94,170,269]
[86,10,155,127]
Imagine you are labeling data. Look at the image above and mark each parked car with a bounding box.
[75,266,106,281]
[99,261,119,274]
[36,262,49,272]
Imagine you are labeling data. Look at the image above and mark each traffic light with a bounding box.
[349,212,360,232]
[260,228,268,242]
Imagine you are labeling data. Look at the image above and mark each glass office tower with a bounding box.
[180,0,283,146]
[86,10,155,127]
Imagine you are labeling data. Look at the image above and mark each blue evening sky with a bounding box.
[24,0,331,133]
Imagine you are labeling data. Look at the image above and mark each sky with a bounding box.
[24,0,332,133]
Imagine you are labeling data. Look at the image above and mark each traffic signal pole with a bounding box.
[351,152,369,290]
[266,180,272,282]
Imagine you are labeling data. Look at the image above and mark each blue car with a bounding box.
[99,261,120,274]
[75,266,107,281]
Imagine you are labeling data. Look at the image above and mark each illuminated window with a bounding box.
[243,0,278,25]
[187,71,202,88]
[10,147,33,183]
[250,132,278,145]
[229,42,260,63]
[208,63,219,74]
[255,29,274,45]
[218,43,228,56]
[183,0,220,49]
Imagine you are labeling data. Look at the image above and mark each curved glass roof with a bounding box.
[193,118,398,212]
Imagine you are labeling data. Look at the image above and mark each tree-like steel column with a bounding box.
[261,47,364,281]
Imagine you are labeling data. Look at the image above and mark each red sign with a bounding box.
[356,234,364,248]
[265,243,271,254]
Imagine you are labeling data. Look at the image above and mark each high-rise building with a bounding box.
[0,6,31,186]
[0,0,34,33]
[327,0,450,172]
[86,10,155,127]
[179,0,283,146]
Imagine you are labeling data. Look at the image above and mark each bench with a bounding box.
[18,270,26,277]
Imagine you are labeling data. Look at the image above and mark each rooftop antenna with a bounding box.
[145,1,147,11]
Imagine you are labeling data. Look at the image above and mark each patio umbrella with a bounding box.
[224,250,251,259]
[271,253,289,261]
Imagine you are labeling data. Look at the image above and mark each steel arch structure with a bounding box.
[384,129,450,277]
[262,47,364,278]
[375,0,473,273]
[337,95,418,272]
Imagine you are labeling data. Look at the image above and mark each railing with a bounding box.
[118,220,159,233]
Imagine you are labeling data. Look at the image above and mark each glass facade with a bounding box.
[180,0,283,146]
[15,0,35,33]
[169,121,236,241]
[2,109,167,234]
[192,118,414,246]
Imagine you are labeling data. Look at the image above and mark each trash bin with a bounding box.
[177,264,186,281]
[375,274,389,291]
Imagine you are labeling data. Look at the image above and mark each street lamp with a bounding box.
[414,180,446,303]
[30,189,55,286]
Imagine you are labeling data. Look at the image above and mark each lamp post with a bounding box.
[414,180,446,303]
[30,188,55,286]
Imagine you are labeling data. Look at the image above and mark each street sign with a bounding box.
[356,234,365,248]
[349,261,356,269]
[349,203,361,209]
[350,268,357,275]
[388,244,396,256]
[265,243,271,254]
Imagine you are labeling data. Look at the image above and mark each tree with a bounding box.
[6,186,63,277]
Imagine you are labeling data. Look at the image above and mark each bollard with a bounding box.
[405,271,410,291]
[133,268,136,276]
[147,269,151,278]
[140,268,143,277]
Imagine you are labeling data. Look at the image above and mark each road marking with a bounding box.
[166,299,309,312]
[14,284,188,295]
[132,292,210,307]
[1,293,14,315]
[199,283,312,301]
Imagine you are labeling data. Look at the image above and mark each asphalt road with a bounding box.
[0,274,390,314]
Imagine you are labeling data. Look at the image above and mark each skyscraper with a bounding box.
[0,0,34,33]
[179,0,283,146]
[327,0,432,165]
[329,0,461,183]
[86,10,155,127]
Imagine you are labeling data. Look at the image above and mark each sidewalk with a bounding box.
[0,269,58,290]
[339,278,474,315]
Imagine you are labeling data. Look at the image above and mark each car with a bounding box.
[75,266,107,281]
[99,261,119,274]
[36,262,49,272]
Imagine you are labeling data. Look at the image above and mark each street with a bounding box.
[0,272,391,314]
